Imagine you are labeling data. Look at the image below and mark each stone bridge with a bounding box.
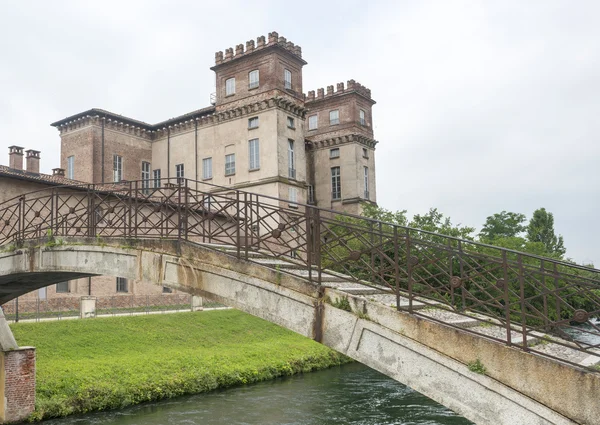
[0,179,599,424]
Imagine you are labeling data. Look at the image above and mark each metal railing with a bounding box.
[2,294,226,322]
[0,178,599,366]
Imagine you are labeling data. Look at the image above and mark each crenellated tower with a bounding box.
[211,31,307,110]
[304,80,378,214]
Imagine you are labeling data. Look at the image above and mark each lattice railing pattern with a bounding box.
[1,178,599,365]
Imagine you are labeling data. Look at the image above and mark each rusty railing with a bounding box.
[0,178,599,367]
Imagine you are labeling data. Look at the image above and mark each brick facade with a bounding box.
[0,30,380,303]
[0,348,35,423]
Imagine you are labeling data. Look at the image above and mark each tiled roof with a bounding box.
[0,165,80,186]
[50,106,216,130]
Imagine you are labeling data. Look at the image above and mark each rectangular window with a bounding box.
[67,155,74,179]
[249,139,260,170]
[116,277,128,293]
[153,169,161,188]
[202,157,212,179]
[331,166,341,200]
[225,77,235,96]
[225,153,236,176]
[308,115,317,130]
[284,69,292,89]
[362,147,369,158]
[287,117,295,129]
[176,163,184,184]
[248,117,259,129]
[288,139,295,179]
[113,155,122,182]
[288,186,298,207]
[330,110,340,125]
[330,148,340,159]
[360,109,366,126]
[141,161,151,193]
[56,281,69,293]
[364,166,369,199]
[249,70,259,89]
[307,185,315,204]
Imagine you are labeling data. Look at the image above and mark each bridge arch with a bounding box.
[0,237,594,425]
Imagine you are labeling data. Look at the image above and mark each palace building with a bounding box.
[1,31,379,304]
[52,31,378,215]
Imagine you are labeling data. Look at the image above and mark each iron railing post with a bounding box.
[458,240,466,311]
[501,251,512,346]
[305,206,313,283]
[127,181,133,238]
[183,179,189,241]
[244,192,249,260]
[518,254,528,350]
[314,208,322,286]
[177,180,182,241]
[236,190,241,258]
[406,228,413,313]
[133,180,138,240]
[18,196,24,244]
[393,225,400,311]
[50,188,55,238]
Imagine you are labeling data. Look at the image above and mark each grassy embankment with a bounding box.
[10,310,350,422]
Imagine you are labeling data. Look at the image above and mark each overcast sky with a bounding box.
[1,1,598,265]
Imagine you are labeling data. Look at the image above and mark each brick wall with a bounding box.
[1,348,35,423]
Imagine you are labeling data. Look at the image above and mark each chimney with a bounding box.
[8,146,24,170]
[25,150,40,173]
[52,168,65,177]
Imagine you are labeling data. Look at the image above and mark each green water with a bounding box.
[41,363,473,425]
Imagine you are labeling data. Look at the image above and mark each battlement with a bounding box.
[214,31,302,65]
[304,80,372,102]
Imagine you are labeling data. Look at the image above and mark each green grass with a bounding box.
[10,310,350,422]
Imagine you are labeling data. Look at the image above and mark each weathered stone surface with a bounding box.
[0,237,596,425]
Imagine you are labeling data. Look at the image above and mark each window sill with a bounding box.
[248,85,259,91]
[330,123,340,126]
[248,126,259,130]
[225,93,235,98]
[202,177,213,181]
[363,156,369,159]
[330,157,340,160]
[287,126,296,130]
[225,173,236,177]
[249,168,261,172]
[288,204,299,209]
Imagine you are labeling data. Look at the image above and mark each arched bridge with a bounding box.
[0,179,599,425]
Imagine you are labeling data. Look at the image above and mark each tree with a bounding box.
[526,208,566,257]
[479,211,527,242]
[409,208,475,240]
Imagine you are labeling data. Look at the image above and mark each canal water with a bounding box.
[43,362,473,425]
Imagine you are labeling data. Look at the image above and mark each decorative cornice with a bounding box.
[155,96,308,138]
[307,134,378,149]
[53,96,307,140]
